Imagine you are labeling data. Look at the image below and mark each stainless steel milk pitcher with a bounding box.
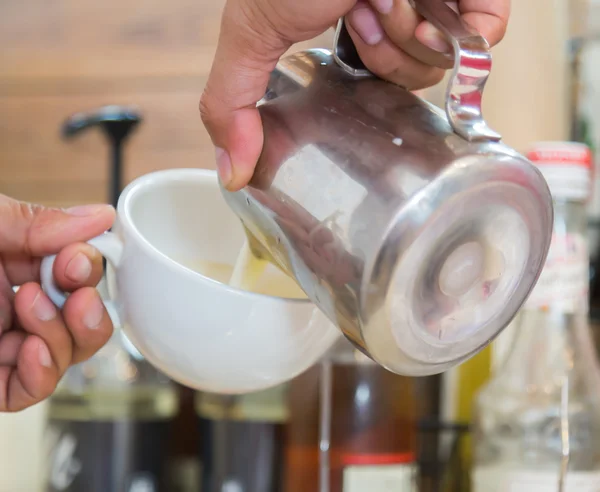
[220,0,553,376]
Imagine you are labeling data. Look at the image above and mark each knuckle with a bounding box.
[361,52,394,80]
[225,0,282,54]
[199,86,228,137]
[236,0,285,46]
[199,82,240,133]
[9,201,43,256]
[356,39,447,90]
[387,65,444,91]
[378,22,415,46]
[198,90,214,126]
[423,68,445,88]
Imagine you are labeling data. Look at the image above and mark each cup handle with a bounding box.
[332,0,501,142]
[40,231,124,328]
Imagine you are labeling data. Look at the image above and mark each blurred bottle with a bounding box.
[196,384,288,492]
[568,0,600,276]
[439,347,492,492]
[166,385,201,492]
[412,375,443,492]
[284,339,418,492]
[43,279,178,492]
[472,142,600,490]
[283,364,320,492]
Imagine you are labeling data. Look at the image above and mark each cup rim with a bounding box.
[117,168,311,305]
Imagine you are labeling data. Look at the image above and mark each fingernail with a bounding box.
[349,7,384,45]
[32,291,57,321]
[446,1,459,13]
[65,252,93,284]
[371,0,393,14]
[215,147,232,186]
[83,295,104,330]
[38,342,52,368]
[419,22,452,53]
[65,204,113,216]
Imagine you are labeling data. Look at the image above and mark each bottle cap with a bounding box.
[526,141,592,201]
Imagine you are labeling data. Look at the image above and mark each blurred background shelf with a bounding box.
[0,0,331,208]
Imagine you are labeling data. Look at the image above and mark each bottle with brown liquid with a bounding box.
[166,385,201,492]
[285,339,418,492]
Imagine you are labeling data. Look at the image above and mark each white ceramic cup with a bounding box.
[40,169,340,394]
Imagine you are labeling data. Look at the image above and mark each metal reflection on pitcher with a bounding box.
[220,0,553,377]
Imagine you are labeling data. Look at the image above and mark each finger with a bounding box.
[3,243,103,290]
[345,21,445,90]
[199,0,291,192]
[0,336,57,412]
[62,287,113,364]
[415,0,510,53]
[0,276,14,336]
[364,0,453,69]
[458,0,510,46]
[0,331,26,365]
[13,282,73,376]
[0,195,114,256]
[413,1,458,56]
[53,243,104,292]
[347,1,386,46]
[0,254,41,289]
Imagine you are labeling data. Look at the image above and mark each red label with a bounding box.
[527,145,592,169]
[342,452,416,466]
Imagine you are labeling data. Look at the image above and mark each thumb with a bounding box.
[199,0,293,192]
[0,196,116,256]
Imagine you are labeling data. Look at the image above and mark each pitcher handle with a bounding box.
[332,0,501,142]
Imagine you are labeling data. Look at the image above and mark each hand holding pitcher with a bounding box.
[200,0,511,191]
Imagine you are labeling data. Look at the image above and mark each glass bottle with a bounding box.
[471,141,600,491]
[283,363,320,492]
[195,384,289,492]
[43,278,178,492]
[284,338,419,492]
[439,345,492,492]
[166,385,201,492]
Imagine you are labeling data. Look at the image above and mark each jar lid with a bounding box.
[526,141,592,201]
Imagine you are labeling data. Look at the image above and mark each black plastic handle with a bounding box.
[62,105,142,207]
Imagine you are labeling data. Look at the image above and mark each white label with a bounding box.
[46,431,82,490]
[526,232,588,312]
[472,467,600,492]
[343,464,417,492]
[222,480,244,492]
[128,473,156,492]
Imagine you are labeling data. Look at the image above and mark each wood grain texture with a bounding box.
[0,88,211,206]
[0,0,332,207]
[0,0,221,81]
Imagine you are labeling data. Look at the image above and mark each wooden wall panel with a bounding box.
[0,0,220,207]
[0,0,333,208]
[0,0,222,81]
[0,88,211,207]
[0,89,211,177]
